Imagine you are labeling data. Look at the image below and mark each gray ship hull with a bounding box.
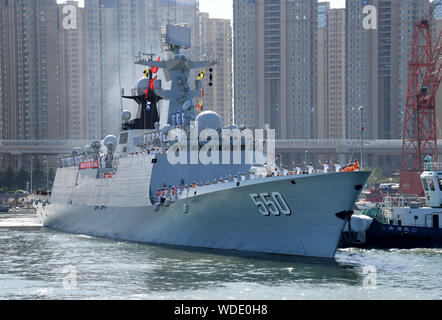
[35,164,369,258]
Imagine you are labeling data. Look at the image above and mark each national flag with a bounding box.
[149,75,157,91]
[197,69,205,80]
[197,98,204,111]
[151,57,160,74]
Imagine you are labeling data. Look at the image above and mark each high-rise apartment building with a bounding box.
[317,3,346,139]
[83,0,162,139]
[0,0,60,141]
[199,13,233,125]
[58,1,86,140]
[345,0,378,140]
[233,0,317,139]
[346,0,430,140]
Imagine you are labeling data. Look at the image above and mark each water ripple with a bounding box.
[1,213,442,299]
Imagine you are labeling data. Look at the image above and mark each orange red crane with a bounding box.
[400,20,442,195]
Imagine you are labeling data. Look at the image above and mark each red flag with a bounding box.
[143,87,149,99]
[149,75,158,90]
[151,57,160,74]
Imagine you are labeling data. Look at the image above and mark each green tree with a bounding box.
[366,167,384,186]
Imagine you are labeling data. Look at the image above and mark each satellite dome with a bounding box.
[195,111,223,134]
[135,77,149,95]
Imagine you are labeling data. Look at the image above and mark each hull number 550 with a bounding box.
[249,192,292,216]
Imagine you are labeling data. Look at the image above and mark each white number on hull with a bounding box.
[271,192,291,215]
[249,192,292,216]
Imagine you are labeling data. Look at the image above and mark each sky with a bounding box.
[59,1,347,21]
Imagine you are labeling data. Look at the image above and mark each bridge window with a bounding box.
[438,179,442,191]
[119,132,128,145]
[428,179,436,192]
[422,179,429,191]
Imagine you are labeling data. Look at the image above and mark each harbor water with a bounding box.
[1,212,441,300]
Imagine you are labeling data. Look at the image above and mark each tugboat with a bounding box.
[342,158,442,249]
[34,25,370,259]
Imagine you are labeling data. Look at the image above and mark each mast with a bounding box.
[134,24,215,128]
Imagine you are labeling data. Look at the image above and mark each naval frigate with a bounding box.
[34,25,370,259]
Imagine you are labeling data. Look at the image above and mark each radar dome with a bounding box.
[195,111,223,134]
[136,77,149,95]
[122,110,131,122]
[104,135,118,152]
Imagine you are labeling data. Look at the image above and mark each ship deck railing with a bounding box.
[422,162,442,171]
[382,195,426,210]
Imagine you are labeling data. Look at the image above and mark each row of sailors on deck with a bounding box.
[286,161,360,175]
[155,161,361,203]
[128,147,162,157]
[62,155,83,167]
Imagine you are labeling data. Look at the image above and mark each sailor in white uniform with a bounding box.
[307,163,314,175]
[334,161,342,173]
[323,161,330,173]
[273,168,280,177]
